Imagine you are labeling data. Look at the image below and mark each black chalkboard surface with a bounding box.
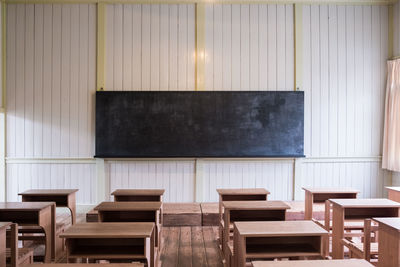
[95,91,304,158]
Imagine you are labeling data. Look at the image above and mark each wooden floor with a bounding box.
[159,227,224,267]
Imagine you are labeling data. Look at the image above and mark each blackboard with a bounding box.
[95,91,304,158]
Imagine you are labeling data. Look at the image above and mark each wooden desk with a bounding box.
[0,202,55,263]
[60,222,154,266]
[26,264,144,266]
[0,222,11,267]
[222,201,289,257]
[111,189,164,202]
[19,189,78,225]
[95,201,162,246]
[373,217,400,267]
[386,187,400,202]
[251,259,374,267]
[217,188,270,221]
[302,187,359,220]
[111,189,165,224]
[234,221,328,267]
[330,198,400,259]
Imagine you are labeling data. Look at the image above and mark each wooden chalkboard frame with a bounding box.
[95,91,305,158]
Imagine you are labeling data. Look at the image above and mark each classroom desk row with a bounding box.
[0,189,78,263]
[0,188,164,266]
[217,187,400,267]
[60,189,165,266]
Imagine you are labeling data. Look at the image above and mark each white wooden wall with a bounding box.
[7,162,96,204]
[297,4,389,198]
[204,4,294,91]
[108,160,195,202]
[104,4,196,202]
[105,4,195,91]
[201,160,294,202]
[5,4,97,204]
[5,3,390,204]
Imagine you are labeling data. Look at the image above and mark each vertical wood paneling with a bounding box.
[5,3,391,203]
[302,5,387,158]
[106,4,195,91]
[205,4,294,91]
[202,160,293,202]
[108,161,195,202]
[6,163,96,204]
[6,4,96,158]
[296,160,389,200]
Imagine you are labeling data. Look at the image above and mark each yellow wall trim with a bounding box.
[97,2,106,91]
[195,3,205,91]
[294,3,302,91]
[2,0,397,5]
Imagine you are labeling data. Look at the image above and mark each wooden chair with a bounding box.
[6,223,34,267]
[340,219,379,263]
[19,221,67,261]
[312,200,366,257]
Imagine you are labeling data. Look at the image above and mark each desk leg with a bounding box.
[332,205,344,259]
[40,206,54,263]
[150,228,155,267]
[234,227,245,267]
[51,204,56,260]
[0,228,6,267]
[304,191,313,220]
[68,193,77,225]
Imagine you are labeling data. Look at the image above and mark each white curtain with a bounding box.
[382,59,400,172]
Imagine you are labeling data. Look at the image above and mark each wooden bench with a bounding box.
[234,221,328,267]
[0,202,55,263]
[341,219,378,263]
[60,222,155,266]
[6,223,34,267]
[330,198,400,259]
[251,259,374,267]
[163,203,202,226]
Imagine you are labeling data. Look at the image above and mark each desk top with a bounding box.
[302,187,359,194]
[216,188,270,195]
[0,222,12,230]
[329,198,400,208]
[223,200,290,210]
[386,186,400,192]
[19,189,78,196]
[95,201,162,211]
[18,189,79,196]
[0,202,54,211]
[111,189,165,196]
[374,217,400,231]
[235,221,328,237]
[252,259,373,267]
[26,264,143,267]
[60,222,154,238]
